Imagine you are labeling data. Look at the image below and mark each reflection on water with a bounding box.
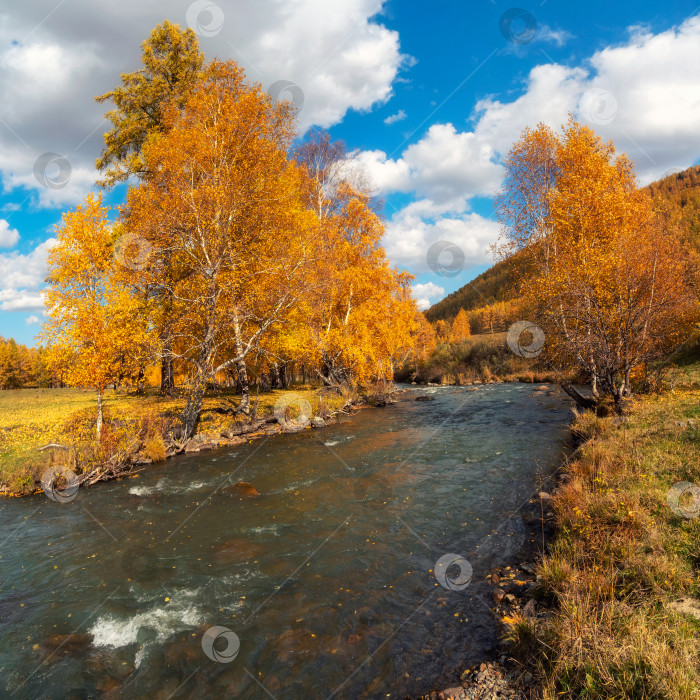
[0,384,572,699]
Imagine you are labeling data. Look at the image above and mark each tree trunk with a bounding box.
[181,376,206,440]
[612,387,623,414]
[230,308,250,414]
[270,363,281,389]
[279,363,288,389]
[560,381,597,410]
[235,358,250,414]
[623,368,632,396]
[136,366,145,395]
[160,354,174,396]
[96,389,103,441]
[590,360,600,399]
[251,380,261,421]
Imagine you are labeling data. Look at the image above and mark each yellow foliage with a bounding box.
[143,435,167,463]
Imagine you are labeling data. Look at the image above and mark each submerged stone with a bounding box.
[221,481,260,498]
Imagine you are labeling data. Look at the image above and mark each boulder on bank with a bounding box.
[311,416,326,428]
[222,481,260,499]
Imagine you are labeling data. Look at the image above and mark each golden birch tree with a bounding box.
[124,60,317,438]
[41,194,152,439]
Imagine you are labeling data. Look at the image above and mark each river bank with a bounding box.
[0,385,375,497]
[423,356,700,699]
[396,332,559,388]
[0,380,557,499]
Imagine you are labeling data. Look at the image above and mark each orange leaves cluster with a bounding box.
[497,117,699,403]
[286,131,418,386]
[41,194,154,402]
[125,61,313,384]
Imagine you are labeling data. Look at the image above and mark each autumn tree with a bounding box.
[96,20,204,186]
[435,319,451,343]
[403,312,437,379]
[450,308,471,342]
[41,195,152,438]
[0,340,55,389]
[124,60,318,438]
[300,187,415,386]
[413,314,437,360]
[497,118,699,410]
[293,130,414,387]
[97,21,205,395]
[494,122,559,265]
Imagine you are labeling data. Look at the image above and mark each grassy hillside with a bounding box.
[395,331,556,385]
[648,164,700,251]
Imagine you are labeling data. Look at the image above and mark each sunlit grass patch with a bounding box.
[516,358,700,698]
[0,385,349,495]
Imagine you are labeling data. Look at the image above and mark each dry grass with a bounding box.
[400,332,559,385]
[508,358,700,698]
[143,434,167,463]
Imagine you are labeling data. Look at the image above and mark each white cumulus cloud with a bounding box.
[384,109,407,125]
[384,212,501,275]
[0,238,54,312]
[412,281,445,311]
[364,16,700,277]
[0,220,19,248]
[473,16,700,183]
[356,123,503,214]
[0,0,408,207]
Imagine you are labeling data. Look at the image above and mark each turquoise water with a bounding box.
[0,384,572,699]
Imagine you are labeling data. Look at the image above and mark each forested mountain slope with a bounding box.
[426,164,700,323]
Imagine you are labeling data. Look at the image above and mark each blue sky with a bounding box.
[1,0,699,345]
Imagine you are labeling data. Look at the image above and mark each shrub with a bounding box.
[143,435,167,463]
